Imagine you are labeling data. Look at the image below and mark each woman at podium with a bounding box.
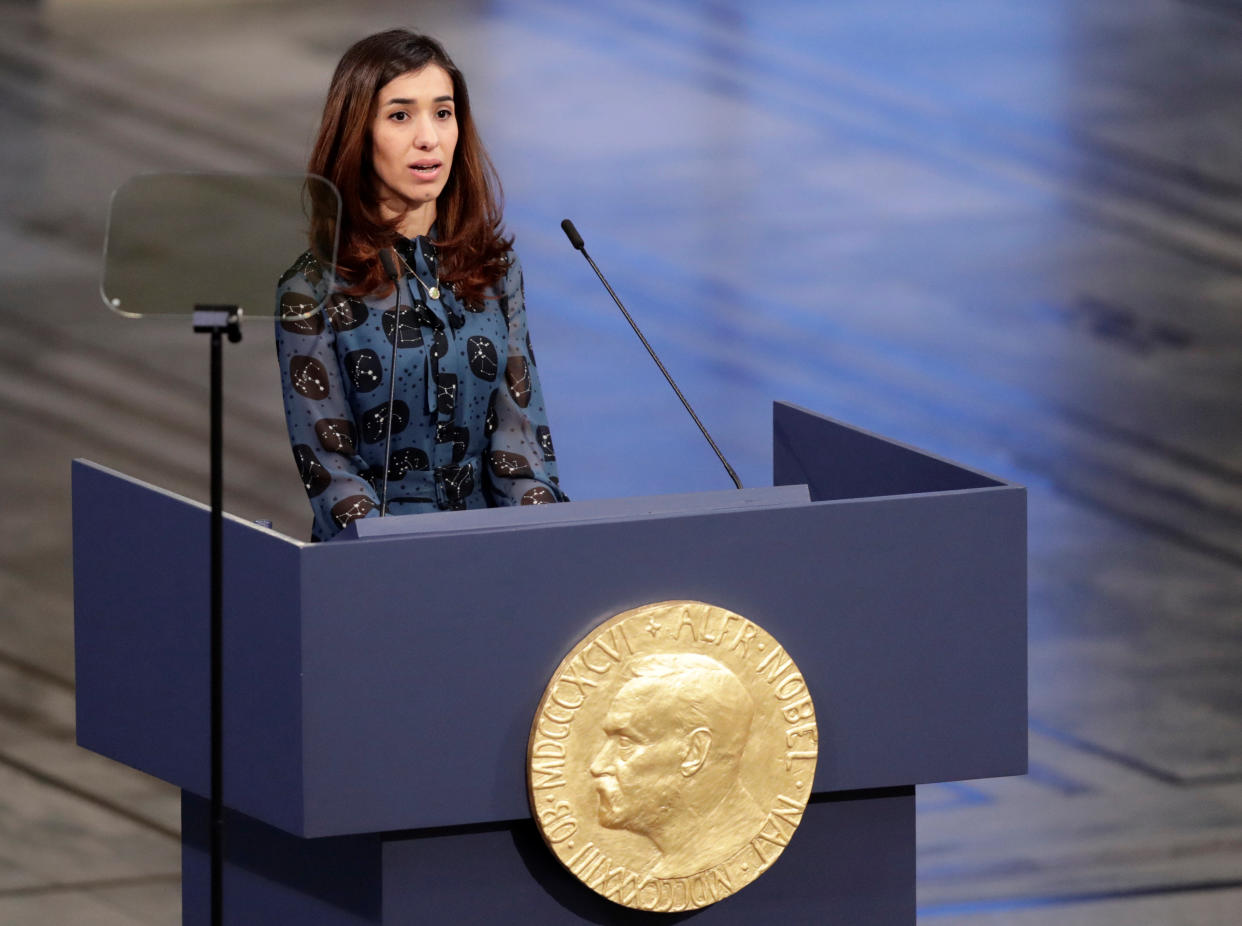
[275,30,566,540]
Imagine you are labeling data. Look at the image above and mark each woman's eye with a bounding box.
[390,111,408,122]
[437,108,453,120]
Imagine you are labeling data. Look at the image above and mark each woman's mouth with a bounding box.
[409,161,442,179]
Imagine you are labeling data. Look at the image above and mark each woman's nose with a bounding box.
[413,117,437,150]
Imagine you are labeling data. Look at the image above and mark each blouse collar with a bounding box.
[395,232,439,282]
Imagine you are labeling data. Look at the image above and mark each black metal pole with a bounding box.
[209,324,223,926]
[193,305,240,926]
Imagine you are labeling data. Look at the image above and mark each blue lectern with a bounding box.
[73,402,1026,924]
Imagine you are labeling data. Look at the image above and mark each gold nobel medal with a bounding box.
[527,601,818,912]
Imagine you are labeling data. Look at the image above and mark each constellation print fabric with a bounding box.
[276,237,566,540]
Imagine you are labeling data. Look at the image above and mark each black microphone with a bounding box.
[560,219,742,490]
[379,248,403,514]
[378,248,400,282]
[561,218,585,251]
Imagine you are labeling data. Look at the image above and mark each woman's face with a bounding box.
[370,65,459,234]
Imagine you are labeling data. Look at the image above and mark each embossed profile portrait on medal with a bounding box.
[528,601,819,913]
[590,653,766,878]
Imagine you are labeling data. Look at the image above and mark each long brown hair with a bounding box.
[307,30,511,303]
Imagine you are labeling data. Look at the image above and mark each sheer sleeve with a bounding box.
[274,255,381,540]
[484,254,569,506]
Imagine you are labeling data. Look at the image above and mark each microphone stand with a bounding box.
[560,219,742,490]
[379,249,404,515]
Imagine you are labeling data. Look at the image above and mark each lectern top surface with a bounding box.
[336,484,812,541]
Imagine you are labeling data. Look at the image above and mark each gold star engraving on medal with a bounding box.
[527,601,818,912]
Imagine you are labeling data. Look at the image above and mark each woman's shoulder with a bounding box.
[277,250,330,296]
[275,250,338,334]
[499,247,523,297]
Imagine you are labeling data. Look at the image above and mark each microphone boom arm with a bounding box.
[561,219,742,490]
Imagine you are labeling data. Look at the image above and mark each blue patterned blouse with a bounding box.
[275,236,566,540]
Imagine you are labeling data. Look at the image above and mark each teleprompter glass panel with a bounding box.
[100,173,340,319]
